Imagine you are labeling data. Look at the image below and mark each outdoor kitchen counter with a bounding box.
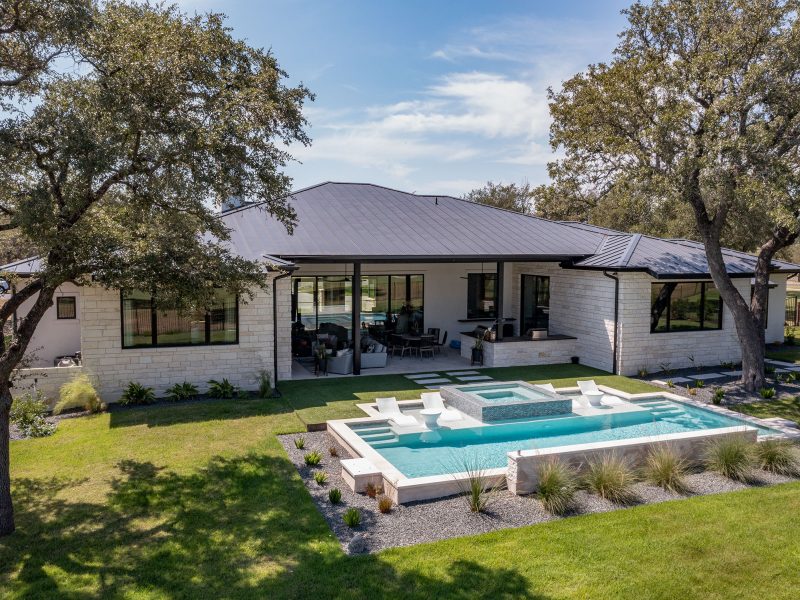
[459,332,578,367]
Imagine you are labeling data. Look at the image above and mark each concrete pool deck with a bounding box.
[327,385,799,504]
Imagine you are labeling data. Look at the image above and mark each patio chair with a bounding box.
[375,397,418,427]
[577,380,605,407]
[434,331,448,355]
[420,392,462,422]
[418,335,435,359]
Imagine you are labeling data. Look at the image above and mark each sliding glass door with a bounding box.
[520,274,550,333]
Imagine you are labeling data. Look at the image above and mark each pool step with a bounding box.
[352,425,393,435]
[359,431,396,442]
[368,439,400,448]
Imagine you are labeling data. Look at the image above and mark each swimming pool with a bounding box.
[351,396,780,479]
[441,381,572,421]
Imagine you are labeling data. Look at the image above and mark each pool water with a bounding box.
[461,383,549,404]
[353,397,778,479]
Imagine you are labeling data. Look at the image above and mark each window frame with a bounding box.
[120,290,239,349]
[56,296,77,320]
[467,272,497,319]
[519,274,550,331]
[650,281,723,334]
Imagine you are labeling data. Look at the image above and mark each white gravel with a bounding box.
[278,431,800,555]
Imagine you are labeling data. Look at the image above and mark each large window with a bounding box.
[291,274,424,336]
[121,290,238,348]
[651,282,722,333]
[520,275,550,332]
[467,273,497,319]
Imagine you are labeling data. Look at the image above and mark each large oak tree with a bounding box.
[0,0,312,536]
[535,0,800,391]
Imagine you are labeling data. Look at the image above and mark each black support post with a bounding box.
[352,262,361,375]
[496,261,504,340]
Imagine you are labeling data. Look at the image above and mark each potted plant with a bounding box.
[471,334,485,366]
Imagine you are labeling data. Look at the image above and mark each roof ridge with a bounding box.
[619,233,642,267]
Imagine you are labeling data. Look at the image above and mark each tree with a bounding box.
[537,0,800,391]
[463,181,535,214]
[0,0,312,536]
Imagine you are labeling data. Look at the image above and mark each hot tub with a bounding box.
[440,381,573,422]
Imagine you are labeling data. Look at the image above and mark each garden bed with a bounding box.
[278,430,798,555]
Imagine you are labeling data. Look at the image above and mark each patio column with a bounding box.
[352,262,361,375]
[496,261,504,340]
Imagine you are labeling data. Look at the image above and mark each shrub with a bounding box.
[120,381,155,405]
[536,459,577,515]
[257,369,272,398]
[55,374,102,414]
[643,445,690,494]
[687,386,697,396]
[666,379,675,388]
[786,372,798,383]
[711,388,725,405]
[10,391,55,438]
[343,507,361,528]
[207,378,238,399]
[165,381,198,402]
[329,446,339,457]
[695,379,705,389]
[705,437,755,482]
[294,436,305,449]
[765,365,776,375]
[754,439,800,475]
[760,387,776,399]
[377,495,393,514]
[365,482,382,498]
[786,332,796,346]
[720,361,735,369]
[313,470,328,485]
[457,459,504,513]
[583,454,638,505]
[328,488,342,504]
[304,451,322,466]
[637,367,648,377]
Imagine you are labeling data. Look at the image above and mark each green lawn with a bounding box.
[729,396,800,426]
[3,364,800,598]
[765,347,800,363]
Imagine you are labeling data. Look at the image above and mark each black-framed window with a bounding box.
[121,289,239,348]
[520,275,550,331]
[467,273,496,319]
[56,296,77,320]
[651,282,722,333]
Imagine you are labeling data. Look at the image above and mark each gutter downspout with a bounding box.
[602,271,620,375]
[271,269,293,398]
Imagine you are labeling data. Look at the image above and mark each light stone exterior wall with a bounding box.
[511,263,616,372]
[11,366,83,406]
[616,273,750,375]
[79,276,291,402]
[458,333,576,367]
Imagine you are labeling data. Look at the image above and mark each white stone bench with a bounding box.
[341,458,383,493]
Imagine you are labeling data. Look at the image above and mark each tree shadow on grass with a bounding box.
[2,453,548,599]
[107,394,296,429]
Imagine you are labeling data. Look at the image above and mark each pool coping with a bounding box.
[327,385,799,504]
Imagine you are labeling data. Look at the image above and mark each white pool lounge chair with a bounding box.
[577,380,599,394]
[534,383,556,393]
[577,380,605,407]
[375,397,418,426]
[420,392,462,422]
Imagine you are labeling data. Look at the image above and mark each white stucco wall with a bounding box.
[766,275,787,343]
[79,276,291,402]
[3,282,82,367]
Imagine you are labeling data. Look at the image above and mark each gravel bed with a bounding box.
[279,431,800,555]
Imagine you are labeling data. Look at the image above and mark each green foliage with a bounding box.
[328,446,339,457]
[666,379,675,388]
[377,495,393,514]
[462,181,534,214]
[165,382,198,402]
[365,482,382,499]
[786,372,797,383]
[10,391,55,438]
[637,367,648,378]
[313,470,328,485]
[303,451,322,466]
[257,370,272,398]
[342,507,361,528]
[457,458,504,513]
[644,445,690,494]
[760,387,777,399]
[328,487,342,504]
[583,454,638,505]
[694,379,705,389]
[293,436,305,450]
[207,379,238,399]
[705,438,755,482]
[754,439,800,476]
[536,459,578,515]
[765,366,777,375]
[120,382,156,406]
[55,374,102,415]
[712,388,725,405]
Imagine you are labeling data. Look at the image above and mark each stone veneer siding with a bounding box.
[11,366,83,406]
[79,276,292,402]
[459,333,577,367]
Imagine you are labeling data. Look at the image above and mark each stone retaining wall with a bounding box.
[11,366,83,406]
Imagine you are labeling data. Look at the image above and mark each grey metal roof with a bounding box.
[558,222,800,278]
[0,256,42,277]
[221,182,604,262]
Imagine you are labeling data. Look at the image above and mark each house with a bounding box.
[2,182,796,401]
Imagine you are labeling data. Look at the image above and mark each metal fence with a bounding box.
[786,295,799,327]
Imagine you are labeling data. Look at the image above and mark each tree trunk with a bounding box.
[0,383,13,536]
[734,309,767,391]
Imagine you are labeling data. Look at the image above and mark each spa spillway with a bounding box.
[440,381,573,422]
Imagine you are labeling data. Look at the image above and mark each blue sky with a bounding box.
[178,0,631,195]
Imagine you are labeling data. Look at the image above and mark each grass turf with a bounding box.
[765,347,800,363]
[728,396,800,426]
[3,365,800,598]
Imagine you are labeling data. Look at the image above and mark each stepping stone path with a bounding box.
[445,370,480,376]
[456,375,494,382]
[687,373,726,381]
[765,359,796,367]
[412,377,451,385]
[405,373,441,380]
[424,384,444,389]
[721,370,742,377]
[652,376,692,385]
